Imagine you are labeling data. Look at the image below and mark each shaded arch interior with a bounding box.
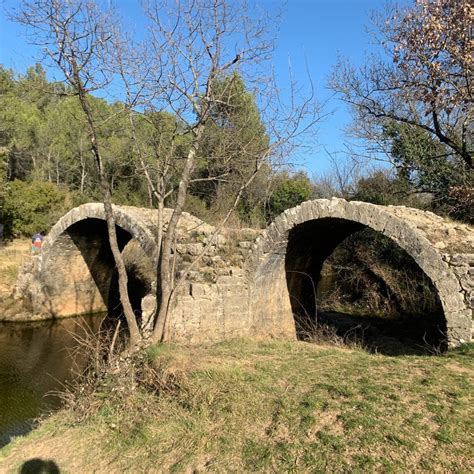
[285,217,447,351]
[40,218,151,318]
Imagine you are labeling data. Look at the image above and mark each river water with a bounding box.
[0,314,106,448]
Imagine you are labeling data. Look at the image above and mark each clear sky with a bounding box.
[0,0,388,175]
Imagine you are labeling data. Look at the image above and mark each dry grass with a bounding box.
[1,338,473,472]
[0,239,31,317]
[0,239,30,296]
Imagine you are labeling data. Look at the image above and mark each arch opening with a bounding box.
[40,218,154,322]
[285,217,447,355]
[108,239,155,326]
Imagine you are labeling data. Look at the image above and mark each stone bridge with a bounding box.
[14,199,474,347]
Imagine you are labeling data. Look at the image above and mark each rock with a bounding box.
[186,243,204,256]
[141,294,156,331]
[450,254,474,266]
[175,243,187,254]
[214,234,227,246]
[204,245,217,257]
[211,256,226,267]
[215,267,231,276]
[468,291,474,308]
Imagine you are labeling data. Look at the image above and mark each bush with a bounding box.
[266,171,312,222]
[0,180,79,237]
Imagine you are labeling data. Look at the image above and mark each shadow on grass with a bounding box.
[297,311,451,356]
[20,458,60,473]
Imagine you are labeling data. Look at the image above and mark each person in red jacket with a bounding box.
[31,232,44,255]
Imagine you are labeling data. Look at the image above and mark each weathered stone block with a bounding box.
[449,254,474,266]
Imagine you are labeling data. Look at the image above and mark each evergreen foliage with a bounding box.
[0,64,315,235]
[0,180,82,237]
[383,122,473,221]
[266,171,312,222]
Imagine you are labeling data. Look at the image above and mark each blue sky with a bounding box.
[0,0,388,175]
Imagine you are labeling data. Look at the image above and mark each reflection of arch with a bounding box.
[39,204,158,317]
[251,199,473,347]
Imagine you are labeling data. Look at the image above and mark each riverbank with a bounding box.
[0,239,29,296]
[0,339,472,472]
[0,239,44,321]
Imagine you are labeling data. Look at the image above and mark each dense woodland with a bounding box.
[0,65,313,235]
[0,64,320,236]
[0,62,471,237]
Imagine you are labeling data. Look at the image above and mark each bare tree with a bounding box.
[312,150,370,199]
[330,0,473,169]
[126,0,322,342]
[13,0,142,346]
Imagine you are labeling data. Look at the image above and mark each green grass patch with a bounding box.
[1,339,473,472]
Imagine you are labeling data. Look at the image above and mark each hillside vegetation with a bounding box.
[1,339,473,472]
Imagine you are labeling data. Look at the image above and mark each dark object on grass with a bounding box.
[20,458,60,474]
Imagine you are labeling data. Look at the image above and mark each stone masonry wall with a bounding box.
[165,227,260,342]
[12,200,474,347]
[250,198,474,346]
[12,204,262,343]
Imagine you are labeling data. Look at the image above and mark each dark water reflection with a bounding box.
[0,314,106,448]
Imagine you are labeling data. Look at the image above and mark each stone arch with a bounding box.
[36,203,159,317]
[43,203,158,262]
[250,198,473,347]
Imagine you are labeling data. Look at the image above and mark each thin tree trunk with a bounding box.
[79,137,86,194]
[152,123,205,343]
[126,110,169,336]
[147,183,152,207]
[47,147,52,182]
[72,63,141,347]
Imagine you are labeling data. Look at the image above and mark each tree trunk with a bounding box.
[152,124,205,343]
[79,137,86,194]
[56,157,59,186]
[47,147,52,182]
[72,64,141,347]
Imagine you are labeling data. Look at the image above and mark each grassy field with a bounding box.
[0,338,473,472]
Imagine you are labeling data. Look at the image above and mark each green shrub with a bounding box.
[0,180,78,237]
[266,171,312,222]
